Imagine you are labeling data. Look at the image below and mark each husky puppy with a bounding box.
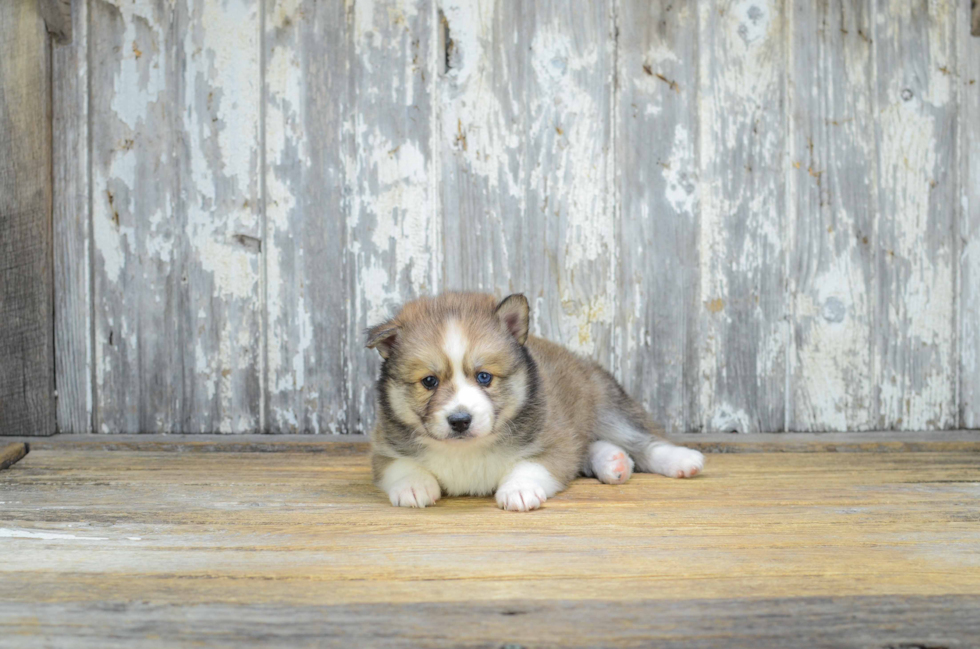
[367,292,704,511]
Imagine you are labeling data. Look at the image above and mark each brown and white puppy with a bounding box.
[367,292,704,511]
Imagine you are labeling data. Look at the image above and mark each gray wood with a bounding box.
[346,0,441,434]
[174,0,263,432]
[2,596,978,648]
[696,0,787,432]
[37,0,71,42]
[0,0,56,437]
[973,0,979,37]
[263,0,350,433]
[961,1,980,428]
[90,0,263,433]
[616,0,700,433]
[873,1,957,430]
[786,0,875,431]
[3,430,980,454]
[52,0,92,433]
[523,0,616,372]
[89,0,180,433]
[439,0,529,298]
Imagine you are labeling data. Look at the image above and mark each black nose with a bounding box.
[447,412,472,434]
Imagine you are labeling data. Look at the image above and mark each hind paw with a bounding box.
[590,441,635,485]
[648,445,704,479]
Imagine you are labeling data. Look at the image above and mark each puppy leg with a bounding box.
[377,457,442,508]
[496,461,564,512]
[588,440,634,485]
[594,409,704,479]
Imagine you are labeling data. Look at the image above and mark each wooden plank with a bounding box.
[52,0,92,433]
[2,596,979,648]
[697,0,787,432]
[3,431,980,454]
[346,0,440,434]
[89,0,179,433]
[439,0,528,296]
[961,0,980,428]
[0,0,56,437]
[1,450,979,613]
[615,0,700,433]
[0,443,29,470]
[523,1,616,371]
[873,1,957,430]
[90,0,263,433]
[786,0,875,431]
[263,0,350,433]
[37,0,71,42]
[174,0,263,432]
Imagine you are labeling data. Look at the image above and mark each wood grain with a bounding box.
[786,0,876,431]
[2,596,979,648]
[616,0,700,433]
[961,0,980,428]
[873,1,957,430]
[346,0,441,434]
[1,448,979,646]
[0,442,28,470]
[52,0,92,433]
[0,0,56,437]
[263,0,350,433]
[89,0,180,432]
[697,0,787,432]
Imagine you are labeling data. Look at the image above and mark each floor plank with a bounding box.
[1,447,979,646]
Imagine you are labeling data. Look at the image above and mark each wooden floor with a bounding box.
[1,437,979,647]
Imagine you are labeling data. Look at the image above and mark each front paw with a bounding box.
[388,474,441,508]
[649,445,704,478]
[495,481,547,512]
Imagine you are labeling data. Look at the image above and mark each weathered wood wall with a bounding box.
[1,0,56,436]
[46,0,980,434]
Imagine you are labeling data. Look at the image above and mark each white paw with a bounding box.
[388,473,441,508]
[495,461,562,512]
[590,441,634,485]
[648,445,704,479]
[380,458,441,508]
[496,480,547,511]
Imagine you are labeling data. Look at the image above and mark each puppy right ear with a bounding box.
[366,322,399,359]
[495,294,530,345]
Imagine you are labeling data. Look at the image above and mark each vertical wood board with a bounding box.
[616,0,701,433]
[697,0,788,432]
[786,0,876,431]
[0,0,56,436]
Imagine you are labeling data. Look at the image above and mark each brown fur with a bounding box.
[368,292,671,497]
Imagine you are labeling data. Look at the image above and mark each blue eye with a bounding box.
[476,371,492,386]
[421,376,439,390]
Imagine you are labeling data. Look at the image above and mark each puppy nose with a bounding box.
[447,412,472,433]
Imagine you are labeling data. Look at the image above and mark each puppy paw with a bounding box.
[496,481,547,511]
[589,441,634,485]
[495,461,562,512]
[381,459,441,508]
[388,474,441,508]
[648,445,704,479]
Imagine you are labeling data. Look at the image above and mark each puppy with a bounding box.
[367,292,704,511]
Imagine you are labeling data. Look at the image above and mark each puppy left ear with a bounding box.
[495,294,530,345]
[366,321,399,359]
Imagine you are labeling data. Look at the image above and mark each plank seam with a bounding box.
[259,0,268,434]
[85,0,96,434]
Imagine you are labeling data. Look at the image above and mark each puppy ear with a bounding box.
[495,294,530,345]
[365,321,399,359]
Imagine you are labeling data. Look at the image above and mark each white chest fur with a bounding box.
[418,442,520,496]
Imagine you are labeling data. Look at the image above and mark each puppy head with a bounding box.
[367,293,531,442]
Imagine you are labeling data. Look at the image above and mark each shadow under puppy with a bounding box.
[367,292,704,511]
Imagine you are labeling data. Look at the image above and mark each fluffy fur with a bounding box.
[367,292,704,511]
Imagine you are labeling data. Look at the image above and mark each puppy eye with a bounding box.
[476,371,492,386]
[421,375,439,390]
